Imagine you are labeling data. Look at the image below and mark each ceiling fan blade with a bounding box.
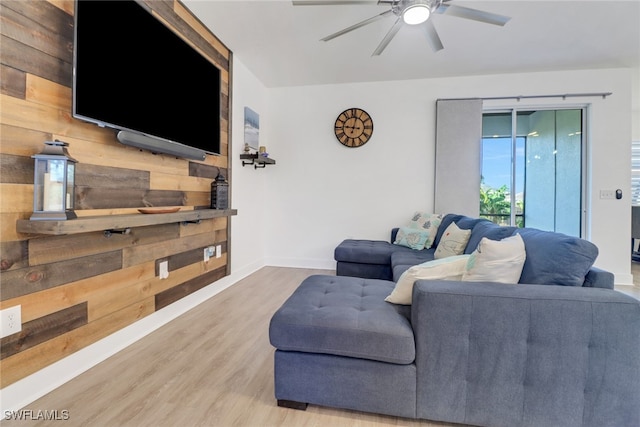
[372,17,403,56]
[422,19,443,52]
[292,1,380,5]
[438,4,511,26]
[321,9,394,42]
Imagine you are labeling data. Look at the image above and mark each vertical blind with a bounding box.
[632,140,640,206]
[434,99,483,216]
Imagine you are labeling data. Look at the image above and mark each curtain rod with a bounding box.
[438,92,613,102]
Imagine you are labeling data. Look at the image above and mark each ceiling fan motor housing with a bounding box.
[392,0,443,18]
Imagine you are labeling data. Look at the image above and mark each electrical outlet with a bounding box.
[159,260,169,279]
[215,245,222,258]
[204,246,215,262]
[1,305,22,338]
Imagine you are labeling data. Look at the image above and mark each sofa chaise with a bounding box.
[269,213,640,427]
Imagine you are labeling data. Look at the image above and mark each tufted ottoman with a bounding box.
[269,274,417,417]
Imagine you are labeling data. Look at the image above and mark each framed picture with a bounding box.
[244,107,260,151]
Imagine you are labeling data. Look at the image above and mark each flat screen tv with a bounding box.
[73,0,221,160]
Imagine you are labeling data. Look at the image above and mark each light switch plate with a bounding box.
[599,190,615,199]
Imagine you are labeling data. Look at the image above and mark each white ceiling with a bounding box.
[183,0,640,88]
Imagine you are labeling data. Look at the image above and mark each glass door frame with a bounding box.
[482,105,589,238]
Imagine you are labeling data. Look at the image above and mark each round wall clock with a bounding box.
[334,108,373,148]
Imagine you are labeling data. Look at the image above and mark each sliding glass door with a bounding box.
[481,108,586,237]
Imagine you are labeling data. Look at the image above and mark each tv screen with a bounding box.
[73,0,221,158]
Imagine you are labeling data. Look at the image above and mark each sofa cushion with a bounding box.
[462,234,526,284]
[434,222,472,259]
[269,275,415,365]
[464,220,518,254]
[515,228,598,286]
[393,226,431,250]
[334,239,396,265]
[391,248,436,281]
[386,255,471,305]
[434,214,487,248]
[408,212,443,249]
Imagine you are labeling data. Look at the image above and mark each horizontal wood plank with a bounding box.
[28,223,180,266]
[0,250,123,300]
[189,161,226,180]
[26,73,72,111]
[0,64,26,99]
[1,302,87,359]
[76,164,150,190]
[0,183,33,213]
[155,266,227,311]
[122,230,227,269]
[89,256,225,322]
[1,212,30,242]
[16,209,237,235]
[0,296,155,388]
[0,261,155,323]
[0,239,28,271]
[0,153,33,184]
[180,216,227,238]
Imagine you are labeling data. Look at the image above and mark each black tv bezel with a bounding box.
[71,0,223,159]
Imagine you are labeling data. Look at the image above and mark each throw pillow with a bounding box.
[386,255,471,305]
[393,226,430,250]
[462,234,526,284]
[408,212,443,249]
[434,222,472,259]
[515,228,598,287]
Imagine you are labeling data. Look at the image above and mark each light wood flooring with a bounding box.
[4,265,638,427]
[623,261,640,298]
[3,267,454,427]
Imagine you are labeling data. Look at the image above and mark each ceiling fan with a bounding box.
[292,0,511,55]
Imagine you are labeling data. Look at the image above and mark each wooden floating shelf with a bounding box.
[240,153,275,168]
[16,209,238,236]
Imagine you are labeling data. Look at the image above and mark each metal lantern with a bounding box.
[31,140,77,220]
[210,172,229,210]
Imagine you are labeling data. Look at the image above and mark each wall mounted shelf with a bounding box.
[241,153,276,169]
[16,208,237,236]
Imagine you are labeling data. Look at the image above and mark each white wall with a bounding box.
[232,68,634,284]
[228,58,271,276]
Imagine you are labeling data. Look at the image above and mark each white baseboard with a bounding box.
[615,273,634,286]
[0,263,264,415]
[265,256,336,271]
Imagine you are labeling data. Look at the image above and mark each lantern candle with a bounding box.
[31,141,77,220]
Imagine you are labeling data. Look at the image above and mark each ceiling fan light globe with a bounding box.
[403,5,430,25]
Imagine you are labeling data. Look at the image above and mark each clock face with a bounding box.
[334,108,373,147]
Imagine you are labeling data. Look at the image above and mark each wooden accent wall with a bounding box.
[0,0,232,387]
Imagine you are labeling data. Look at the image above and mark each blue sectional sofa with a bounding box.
[269,214,639,426]
[334,213,614,288]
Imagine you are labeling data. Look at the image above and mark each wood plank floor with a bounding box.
[3,267,455,427]
[5,266,638,426]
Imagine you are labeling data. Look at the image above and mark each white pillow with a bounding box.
[462,234,526,284]
[434,222,472,259]
[386,255,471,305]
